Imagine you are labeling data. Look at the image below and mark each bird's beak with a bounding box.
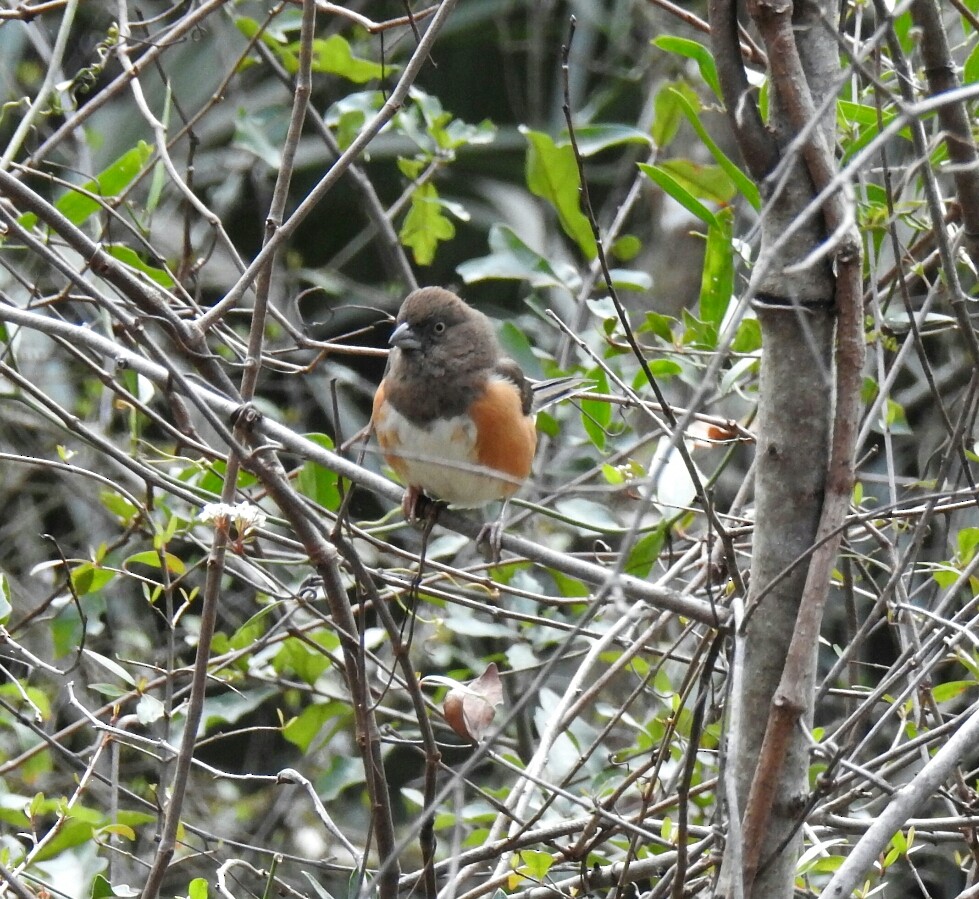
[389,321,422,351]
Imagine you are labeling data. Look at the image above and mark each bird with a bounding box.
[372,287,539,523]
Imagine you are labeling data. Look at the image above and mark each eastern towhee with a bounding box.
[372,287,541,521]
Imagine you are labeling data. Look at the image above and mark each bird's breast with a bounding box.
[373,385,534,506]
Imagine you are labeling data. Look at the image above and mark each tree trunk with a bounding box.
[711,0,847,895]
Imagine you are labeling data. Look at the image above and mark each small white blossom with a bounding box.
[198,502,230,524]
[198,502,267,541]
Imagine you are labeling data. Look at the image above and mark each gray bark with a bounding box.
[715,1,844,896]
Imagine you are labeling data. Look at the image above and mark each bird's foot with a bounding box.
[476,500,511,563]
[403,488,442,595]
[402,486,443,525]
[402,485,423,522]
[475,520,505,564]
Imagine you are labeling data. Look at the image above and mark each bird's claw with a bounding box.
[402,486,442,524]
[476,519,505,564]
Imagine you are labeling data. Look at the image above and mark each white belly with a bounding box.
[380,406,515,506]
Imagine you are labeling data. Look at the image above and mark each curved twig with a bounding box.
[707,0,779,180]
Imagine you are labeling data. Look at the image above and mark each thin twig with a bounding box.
[198,0,463,331]
[0,0,79,169]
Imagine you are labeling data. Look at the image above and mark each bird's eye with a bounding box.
[433,321,446,335]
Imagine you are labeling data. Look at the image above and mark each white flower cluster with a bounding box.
[198,501,268,539]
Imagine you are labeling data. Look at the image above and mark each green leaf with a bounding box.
[602,463,625,485]
[625,527,667,579]
[405,87,495,151]
[641,311,676,343]
[861,376,879,404]
[611,234,641,262]
[234,107,284,169]
[441,116,496,150]
[657,159,736,205]
[883,397,911,435]
[838,99,905,161]
[498,322,541,378]
[136,693,165,725]
[567,124,652,156]
[932,680,974,704]
[931,567,961,588]
[83,649,136,686]
[699,207,735,332]
[296,433,341,510]
[651,36,721,99]
[301,873,338,899]
[91,874,116,899]
[517,849,553,880]
[71,562,115,596]
[805,856,845,875]
[852,480,864,507]
[957,527,979,562]
[196,459,259,496]
[283,702,335,752]
[198,687,276,735]
[0,681,51,719]
[680,307,718,349]
[324,90,383,151]
[124,550,186,576]
[101,824,137,844]
[520,127,597,260]
[838,99,898,129]
[580,368,612,451]
[0,573,10,625]
[235,11,299,74]
[666,87,761,208]
[44,142,154,228]
[235,13,295,46]
[309,34,387,82]
[547,569,590,598]
[229,613,268,652]
[638,162,717,227]
[315,749,363,800]
[731,317,761,353]
[274,633,336,685]
[188,878,209,899]
[52,613,84,659]
[962,45,979,84]
[649,359,682,378]
[31,810,102,862]
[610,268,652,292]
[536,410,559,438]
[400,182,456,266]
[886,829,908,865]
[458,224,580,290]
[100,490,140,524]
[651,81,700,149]
[397,156,425,179]
[146,157,167,220]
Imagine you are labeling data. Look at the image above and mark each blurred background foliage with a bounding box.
[2,1,979,898]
